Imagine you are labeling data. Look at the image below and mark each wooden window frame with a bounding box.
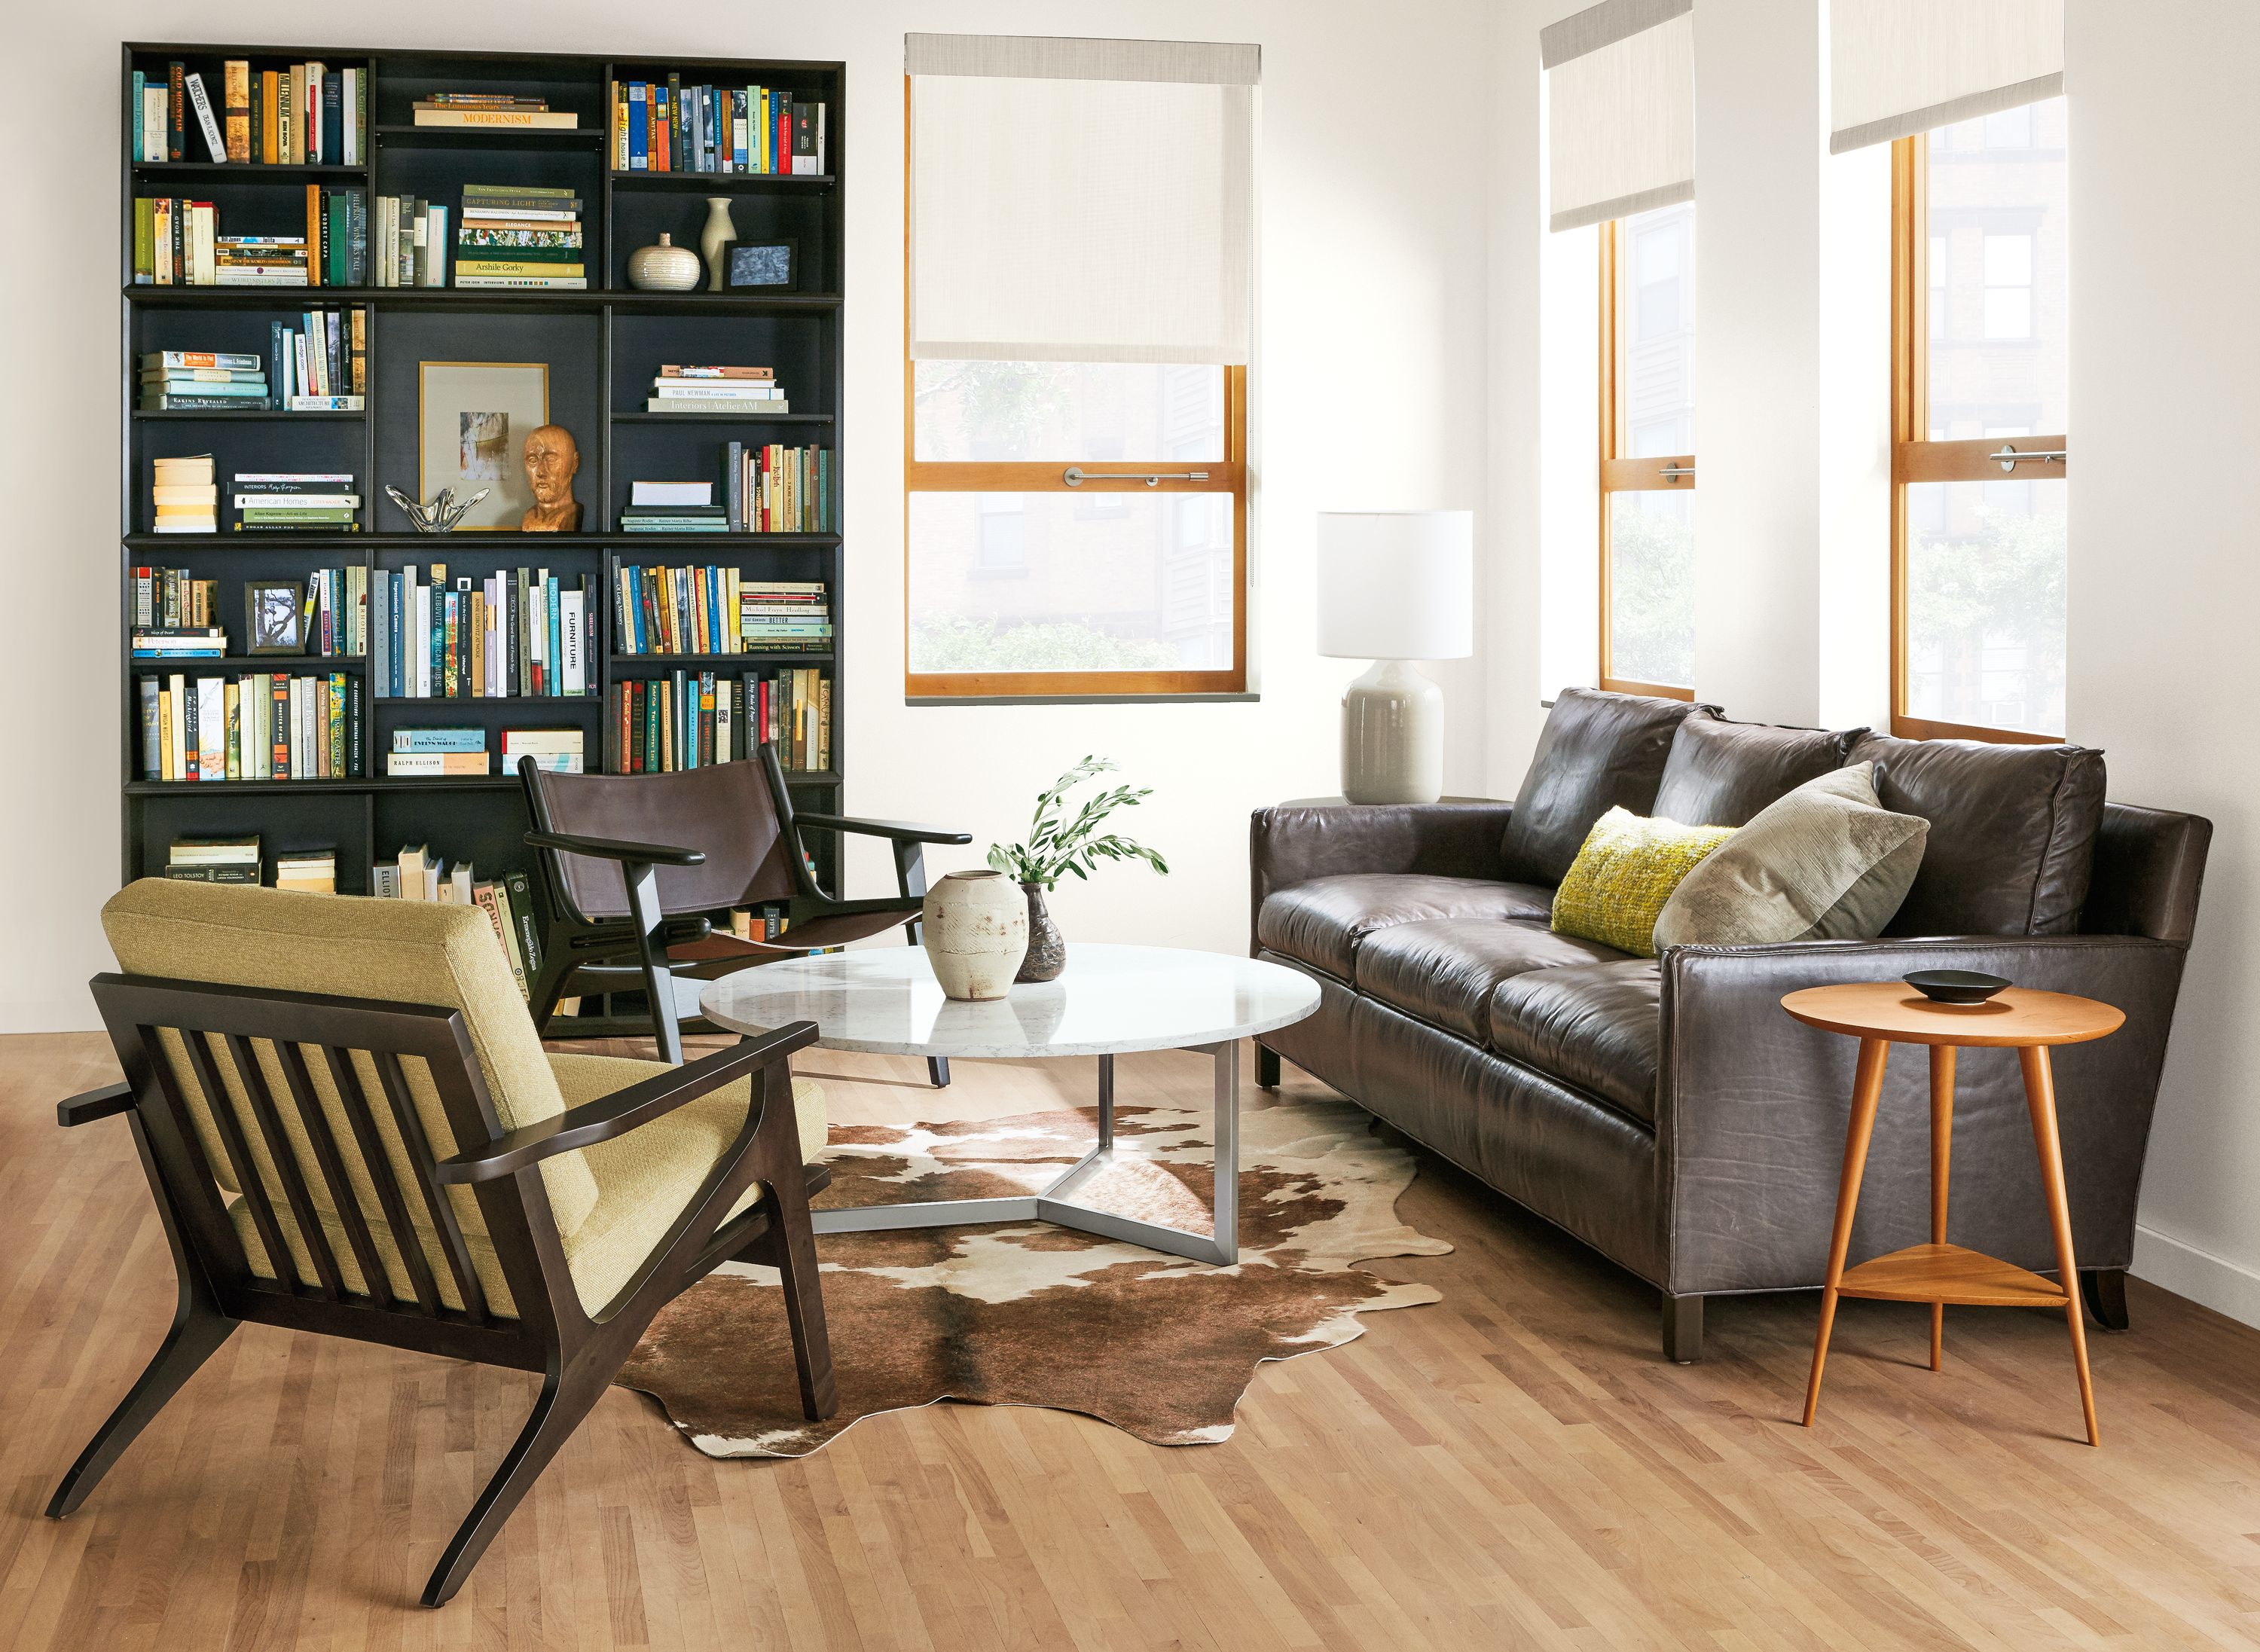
[1597,216,1695,701]
[900,81,1249,702]
[1889,135,2066,745]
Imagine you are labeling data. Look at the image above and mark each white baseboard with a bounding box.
[2133,1223,2260,1330]
[0,999,102,1035]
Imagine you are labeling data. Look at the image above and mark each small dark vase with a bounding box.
[1016,882,1066,982]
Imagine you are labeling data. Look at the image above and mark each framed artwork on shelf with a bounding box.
[245,581,307,655]
[416,361,551,530]
[726,239,797,291]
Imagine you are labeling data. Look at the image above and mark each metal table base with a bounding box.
[808,1040,1240,1266]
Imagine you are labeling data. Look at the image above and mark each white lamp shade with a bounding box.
[1315,511,1475,660]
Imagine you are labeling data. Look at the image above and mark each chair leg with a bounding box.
[927,1057,951,1089]
[524,926,574,1037]
[2081,1267,2130,1331]
[47,1291,236,1518]
[422,1367,608,1608]
[1662,1292,1704,1363]
[1257,1044,1281,1089]
[741,1070,837,1421]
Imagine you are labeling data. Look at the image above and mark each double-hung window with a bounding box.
[902,35,1256,699]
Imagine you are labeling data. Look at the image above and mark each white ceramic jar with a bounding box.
[921,870,1029,1000]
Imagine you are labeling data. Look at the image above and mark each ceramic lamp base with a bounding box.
[1340,659,1443,804]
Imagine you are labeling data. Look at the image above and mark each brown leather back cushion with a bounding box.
[1847,731,2106,936]
[1651,715,1859,827]
[1499,689,1712,884]
[530,762,799,919]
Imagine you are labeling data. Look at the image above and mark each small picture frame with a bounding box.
[245,580,307,655]
[726,239,798,291]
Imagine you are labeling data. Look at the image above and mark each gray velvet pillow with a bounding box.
[1652,762,1927,948]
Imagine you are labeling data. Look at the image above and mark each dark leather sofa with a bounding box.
[1250,689,2211,1360]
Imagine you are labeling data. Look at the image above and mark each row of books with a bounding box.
[382,726,585,777]
[379,849,548,1003]
[643,364,788,415]
[136,323,364,413]
[613,567,831,656]
[456,185,585,290]
[734,443,831,533]
[131,188,367,286]
[612,80,826,176]
[237,470,362,530]
[138,672,362,783]
[130,567,215,631]
[130,563,364,658]
[368,566,597,699]
[374,197,450,288]
[133,60,365,167]
[609,667,831,774]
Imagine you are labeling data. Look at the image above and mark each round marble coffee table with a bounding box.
[700,942,1321,1266]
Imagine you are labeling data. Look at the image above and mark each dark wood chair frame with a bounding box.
[47,970,836,1608]
[520,745,970,1083]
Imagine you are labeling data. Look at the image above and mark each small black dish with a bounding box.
[1904,970,2011,1006]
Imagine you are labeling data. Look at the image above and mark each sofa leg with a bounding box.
[2080,1268,2130,1331]
[1662,1293,1703,1363]
[1256,1044,1281,1089]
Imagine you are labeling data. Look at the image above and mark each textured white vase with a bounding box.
[1340,658,1445,803]
[921,870,1029,1000]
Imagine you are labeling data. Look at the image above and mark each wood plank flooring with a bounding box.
[5,1028,2258,1650]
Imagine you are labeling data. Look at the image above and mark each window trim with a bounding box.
[1889,135,2066,746]
[1597,216,1696,702]
[900,79,1250,702]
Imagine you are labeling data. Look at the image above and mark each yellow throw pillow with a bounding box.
[1551,808,1736,957]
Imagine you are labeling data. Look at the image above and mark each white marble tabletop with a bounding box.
[698,942,1321,1058]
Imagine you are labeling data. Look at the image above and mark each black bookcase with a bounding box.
[119,44,846,998]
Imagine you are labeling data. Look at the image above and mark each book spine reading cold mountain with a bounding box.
[370,566,598,699]
[612,566,831,655]
[610,78,826,175]
[132,192,366,286]
[132,61,363,166]
[138,672,361,782]
[607,667,830,774]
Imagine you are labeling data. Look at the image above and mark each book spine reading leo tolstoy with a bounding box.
[139,672,359,782]
[611,79,825,175]
[608,667,829,774]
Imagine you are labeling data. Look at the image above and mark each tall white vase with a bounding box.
[921,870,1028,1000]
[700,197,737,292]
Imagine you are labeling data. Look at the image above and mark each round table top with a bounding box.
[698,942,1323,1058]
[1780,982,2124,1048]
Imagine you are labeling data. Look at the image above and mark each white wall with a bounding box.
[0,0,1495,1032]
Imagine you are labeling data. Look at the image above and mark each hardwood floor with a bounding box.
[6,1028,2259,1650]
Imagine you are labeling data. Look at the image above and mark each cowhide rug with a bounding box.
[615,1095,1451,1456]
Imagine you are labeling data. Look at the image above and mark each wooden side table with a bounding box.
[1782,982,2124,1446]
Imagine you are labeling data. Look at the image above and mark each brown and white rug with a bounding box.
[615,1095,1450,1455]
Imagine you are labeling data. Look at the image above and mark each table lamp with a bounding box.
[1316,510,1474,805]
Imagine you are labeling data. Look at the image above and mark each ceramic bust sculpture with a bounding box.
[518,423,582,532]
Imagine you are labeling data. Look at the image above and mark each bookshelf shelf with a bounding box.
[123,41,848,965]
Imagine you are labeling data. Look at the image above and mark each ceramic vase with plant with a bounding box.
[920,869,1028,1000]
[987,756,1169,983]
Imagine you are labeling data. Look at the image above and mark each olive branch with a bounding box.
[986,756,1170,890]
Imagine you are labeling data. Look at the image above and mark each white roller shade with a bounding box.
[1829,0,2063,154]
[1542,0,1695,234]
[906,34,1258,365]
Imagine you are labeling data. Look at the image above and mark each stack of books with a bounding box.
[740,581,834,653]
[151,454,217,533]
[414,93,577,130]
[164,836,261,885]
[236,472,360,531]
[725,441,832,533]
[138,350,269,413]
[611,79,826,175]
[372,197,450,288]
[609,667,830,774]
[134,60,365,166]
[132,626,226,660]
[137,671,362,782]
[276,849,338,893]
[267,307,365,408]
[387,727,489,777]
[301,566,368,658]
[370,565,597,699]
[131,568,218,628]
[455,186,585,289]
[374,850,545,1003]
[613,568,831,655]
[620,481,728,533]
[646,365,789,414]
[503,728,585,774]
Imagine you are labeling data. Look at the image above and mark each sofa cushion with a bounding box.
[1551,807,1736,956]
[1486,960,1663,1125]
[1651,714,1858,827]
[1846,732,2106,936]
[1499,689,1712,885]
[1257,874,1555,980]
[1354,918,1629,1042]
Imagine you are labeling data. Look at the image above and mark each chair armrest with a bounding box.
[1248,800,1516,950]
[432,1020,819,1183]
[56,1082,136,1127]
[526,830,706,868]
[1655,933,2190,1296]
[794,813,972,847]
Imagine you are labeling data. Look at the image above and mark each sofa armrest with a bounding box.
[1654,933,2188,1296]
[1248,799,1514,951]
